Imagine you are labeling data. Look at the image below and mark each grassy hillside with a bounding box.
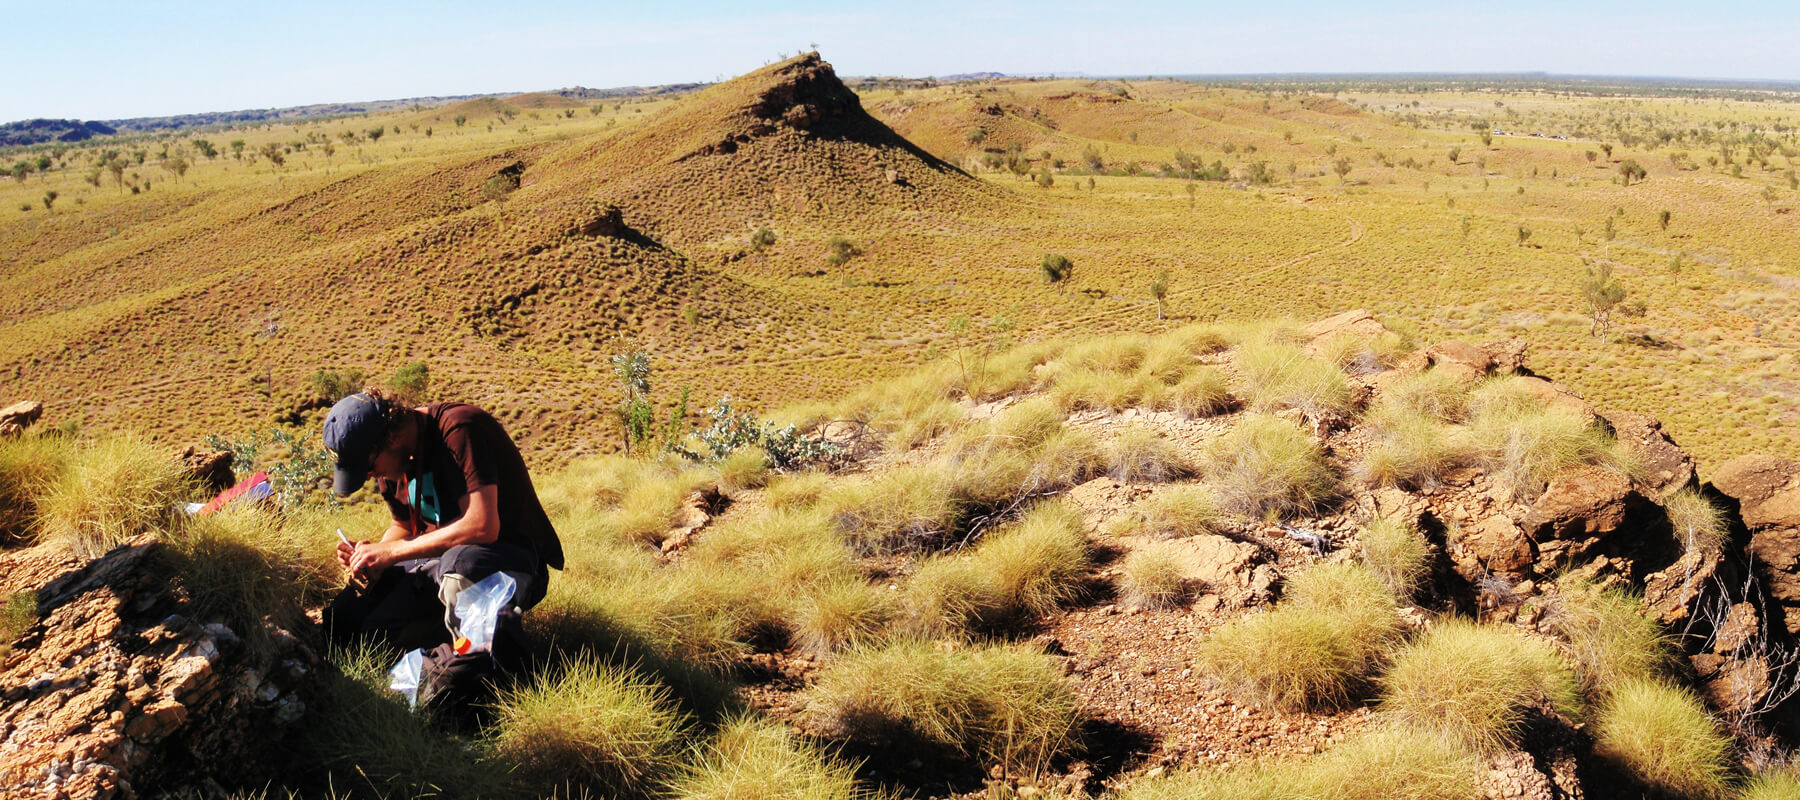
[2,56,1798,472]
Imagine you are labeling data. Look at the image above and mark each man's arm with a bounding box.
[349,484,500,574]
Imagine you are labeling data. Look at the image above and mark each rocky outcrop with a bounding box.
[1,400,44,437]
[173,446,234,496]
[0,537,317,799]
[1713,455,1800,638]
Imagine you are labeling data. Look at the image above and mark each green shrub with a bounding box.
[1105,425,1191,483]
[1549,579,1675,696]
[387,360,430,403]
[671,715,865,800]
[37,436,191,557]
[1111,725,1479,800]
[1203,414,1337,519]
[1135,484,1225,538]
[1197,563,1402,710]
[491,656,692,797]
[1236,342,1357,418]
[1380,618,1581,750]
[1593,678,1734,800]
[1119,543,1187,609]
[809,639,1079,772]
[1360,515,1431,597]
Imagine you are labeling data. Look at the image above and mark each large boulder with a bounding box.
[1524,466,1635,543]
[0,536,317,798]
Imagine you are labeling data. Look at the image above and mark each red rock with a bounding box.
[1712,455,1800,530]
[1524,466,1634,541]
[1601,411,1695,500]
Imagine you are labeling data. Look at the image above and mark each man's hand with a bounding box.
[335,537,360,568]
[349,540,403,578]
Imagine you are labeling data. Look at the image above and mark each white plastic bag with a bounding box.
[453,572,517,654]
[389,648,424,708]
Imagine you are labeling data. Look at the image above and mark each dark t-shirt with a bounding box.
[377,403,564,570]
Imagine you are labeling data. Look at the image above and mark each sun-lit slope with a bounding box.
[528,53,999,254]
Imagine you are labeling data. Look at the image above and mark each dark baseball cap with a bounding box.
[323,393,387,496]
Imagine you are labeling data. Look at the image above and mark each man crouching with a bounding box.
[320,388,563,651]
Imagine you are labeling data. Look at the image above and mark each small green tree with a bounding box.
[1149,269,1170,321]
[1600,143,1614,159]
[230,139,246,160]
[826,235,859,282]
[1618,160,1646,186]
[308,368,366,403]
[1580,261,1628,338]
[366,127,385,143]
[387,362,430,404]
[1447,146,1460,164]
[454,114,468,127]
[1041,253,1074,292]
[1658,209,1672,230]
[750,227,777,251]
[1516,225,1532,247]
[41,190,56,212]
[611,351,653,456]
[1333,157,1352,182]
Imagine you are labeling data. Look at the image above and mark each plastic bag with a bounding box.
[453,572,517,654]
[389,648,424,708]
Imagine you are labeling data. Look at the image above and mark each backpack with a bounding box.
[418,606,530,729]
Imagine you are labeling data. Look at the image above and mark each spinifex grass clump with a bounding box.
[1742,766,1800,800]
[1664,487,1729,555]
[905,501,1088,635]
[1118,543,1187,609]
[1593,678,1734,800]
[37,436,191,557]
[1128,483,1225,538]
[1197,562,1403,711]
[1357,404,1471,490]
[491,656,692,798]
[791,577,897,656]
[0,591,36,658]
[1360,515,1431,597]
[306,641,518,797]
[671,714,865,800]
[809,639,1079,772]
[1464,377,1627,500]
[1549,578,1675,696]
[1160,367,1234,418]
[1380,618,1581,751]
[0,432,70,544]
[1111,725,1480,800]
[1202,414,1337,519]
[1105,425,1191,483]
[1235,342,1357,418]
[164,509,340,640]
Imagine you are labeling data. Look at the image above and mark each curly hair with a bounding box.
[358,386,414,449]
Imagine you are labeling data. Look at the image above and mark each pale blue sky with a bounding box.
[7,1,1796,123]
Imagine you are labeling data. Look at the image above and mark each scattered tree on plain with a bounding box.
[1041,253,1074,292]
